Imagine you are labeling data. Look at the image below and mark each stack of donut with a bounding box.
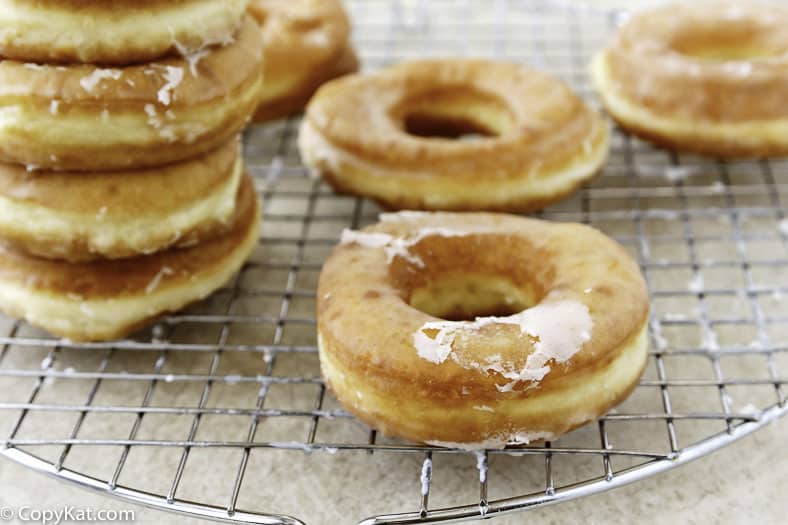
[0,0,264,341]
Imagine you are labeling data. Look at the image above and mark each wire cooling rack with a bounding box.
[1,1,787,524]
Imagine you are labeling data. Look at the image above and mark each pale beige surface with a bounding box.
[1,417,786,524]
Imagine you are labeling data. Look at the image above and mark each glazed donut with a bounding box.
[0,138,243,262]
[299,59,609,212]
[318,211,649,447]
[249,0,358,121]
[0,17,263,171]
[0,0,248,65]
[592,1,788,158]
[0,173,260,342]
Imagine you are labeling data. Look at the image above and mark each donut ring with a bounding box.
[0,173,260,342]
[592,1,788,158]
[318,212,649,447]
[249,0,359,122]
[299,59,609,212]
[0,138,243,262]
[0,17,263,172]
[0,0,248,65]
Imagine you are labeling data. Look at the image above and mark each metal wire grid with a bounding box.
[0,1,787,524]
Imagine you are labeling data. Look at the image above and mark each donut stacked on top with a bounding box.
[0,0,264,341]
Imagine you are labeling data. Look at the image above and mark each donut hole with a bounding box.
[677,42,782,61]
[670,24,786,61]
[389,234,550,321]
[290,17,324,33]
[403,114,497,141]
[396,87,515,141]
[409,273,535,321]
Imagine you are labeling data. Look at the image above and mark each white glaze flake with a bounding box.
[779,218,788,237]
[688,274,704,293]
[339,229,392,249]
[173,39,211,76]
[426,430,555,450]
[156,66,184,106]
[475,451,487,483]
[339,225,492,267]
[414,299,593,391]
[145,266,174,295]
[379,211,430,223]
[80,68,122,92]
[420,458,432,496]
[663,165,700,182]
[171,29,234,69]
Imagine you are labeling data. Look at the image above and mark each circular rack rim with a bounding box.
[1,404,784,525]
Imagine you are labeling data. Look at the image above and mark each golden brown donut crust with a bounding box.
[0,138,243,261]
[317,212,649,446]
[0,173,260,342]
[299,59,609,211]
[248,0,358,121]
[593,1,788,158]
[0,17,264,171]
[253,45,359,122]
[0,0,248,64]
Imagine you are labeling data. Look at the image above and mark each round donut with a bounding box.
[299,59,610,212]
[249,0,359,122]
[0,173,260,342]
[0,138,243,262]
[317,211,649,447]
[592,1,788,158]
[0,0,248,65]
[0,17,263,172]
